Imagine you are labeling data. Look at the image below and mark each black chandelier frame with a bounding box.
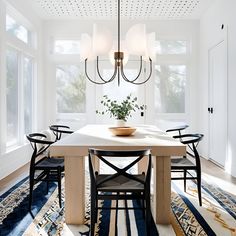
[84,0,152,85]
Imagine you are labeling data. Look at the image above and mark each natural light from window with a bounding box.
[156,40,187,55]
[54,40,80,54]
[23,56,33,135]
[155,65,186,114]
[6,15,29,44]
[6,48,19,146]
[56,65,86,113]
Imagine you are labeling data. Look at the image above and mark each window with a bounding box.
[2,5,36,151]
[6,48,19,145]
[154,40,188,116]
[6,47,34,148]
[56,65,86,114]
[23,56,33,134]
[54,40,80,54]
[6,14,30,44]
[155,65,186,113]
[156,40,187,55]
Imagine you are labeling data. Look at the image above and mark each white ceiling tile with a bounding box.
[26,0,216,20]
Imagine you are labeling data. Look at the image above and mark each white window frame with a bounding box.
[154,38,191,121]
[50,37,92,122]
[2,4,37,152]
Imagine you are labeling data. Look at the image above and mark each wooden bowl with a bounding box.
[109,127,136,136]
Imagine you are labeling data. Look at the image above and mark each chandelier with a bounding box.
[80,0,156,85]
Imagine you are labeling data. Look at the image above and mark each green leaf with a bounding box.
[96,94,146,121]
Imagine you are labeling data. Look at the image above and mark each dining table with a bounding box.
[49,124,186,225]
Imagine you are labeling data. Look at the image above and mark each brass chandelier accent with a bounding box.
[83,0,153,85]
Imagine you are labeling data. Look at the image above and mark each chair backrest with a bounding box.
[26,133,54,166]
[166,124,189,136]
[49,124,74,141]
[88,149,152,190]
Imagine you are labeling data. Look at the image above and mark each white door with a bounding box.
[95,60,147,125]
[208,40,228,167]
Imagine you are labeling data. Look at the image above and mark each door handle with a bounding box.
[208,107,213,113]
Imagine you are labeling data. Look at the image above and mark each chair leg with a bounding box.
[29,175,34,211]
[116,192,120,210]
[95,196,98,223]
[197,170,202,206]
[145,192,151,236]
[46,171,49,194]
[184,170,187,192]
[58,170,62,208]
[90,190,96,236]
[46,181,49,194]
[142,199,145,219]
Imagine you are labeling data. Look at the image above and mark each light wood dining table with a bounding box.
[50,124,185,225]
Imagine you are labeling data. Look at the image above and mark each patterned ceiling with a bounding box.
[27,0,215,19]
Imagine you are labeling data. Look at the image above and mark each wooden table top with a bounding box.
[50,124,186,157]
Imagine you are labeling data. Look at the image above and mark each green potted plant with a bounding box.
[96,94,145,126]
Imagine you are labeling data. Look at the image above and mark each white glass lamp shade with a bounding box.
[80,33,95,61]
[144,32,156,62]
[92,24,113,55]
[109,40,129,65]
[125,24,147,55]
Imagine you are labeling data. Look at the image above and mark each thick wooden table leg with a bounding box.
[92,156,100,173]
[138,155,147,174]
[64,156,85,224]
[153,156,171,224]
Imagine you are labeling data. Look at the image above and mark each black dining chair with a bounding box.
[170,133,204,206]
[49,124,74,141]
[26,133,64,211]
[166,124,200,157]
[166,124,189,156]
[88,148,152,236]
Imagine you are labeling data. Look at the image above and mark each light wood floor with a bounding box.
[201,157,236,185]
[0,163,29,195]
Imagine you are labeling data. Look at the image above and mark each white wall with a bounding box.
[199,0,236,176]
[0,0,44,180]
[43,19,199,132]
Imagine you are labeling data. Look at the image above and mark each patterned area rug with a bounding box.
[171,178,236,236]
[0,174,236,236]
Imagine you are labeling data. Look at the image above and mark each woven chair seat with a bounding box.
[171,158,195,168]
[36,157,64,169]
[96,174,145,192]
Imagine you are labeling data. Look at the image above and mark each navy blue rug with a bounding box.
[0,177,58,236]
[0,177,158,236]
[1,175,236,236]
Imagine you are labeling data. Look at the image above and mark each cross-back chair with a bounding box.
[88,148,152,236]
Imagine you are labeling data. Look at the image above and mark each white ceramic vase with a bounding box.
[116,119,126,127]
